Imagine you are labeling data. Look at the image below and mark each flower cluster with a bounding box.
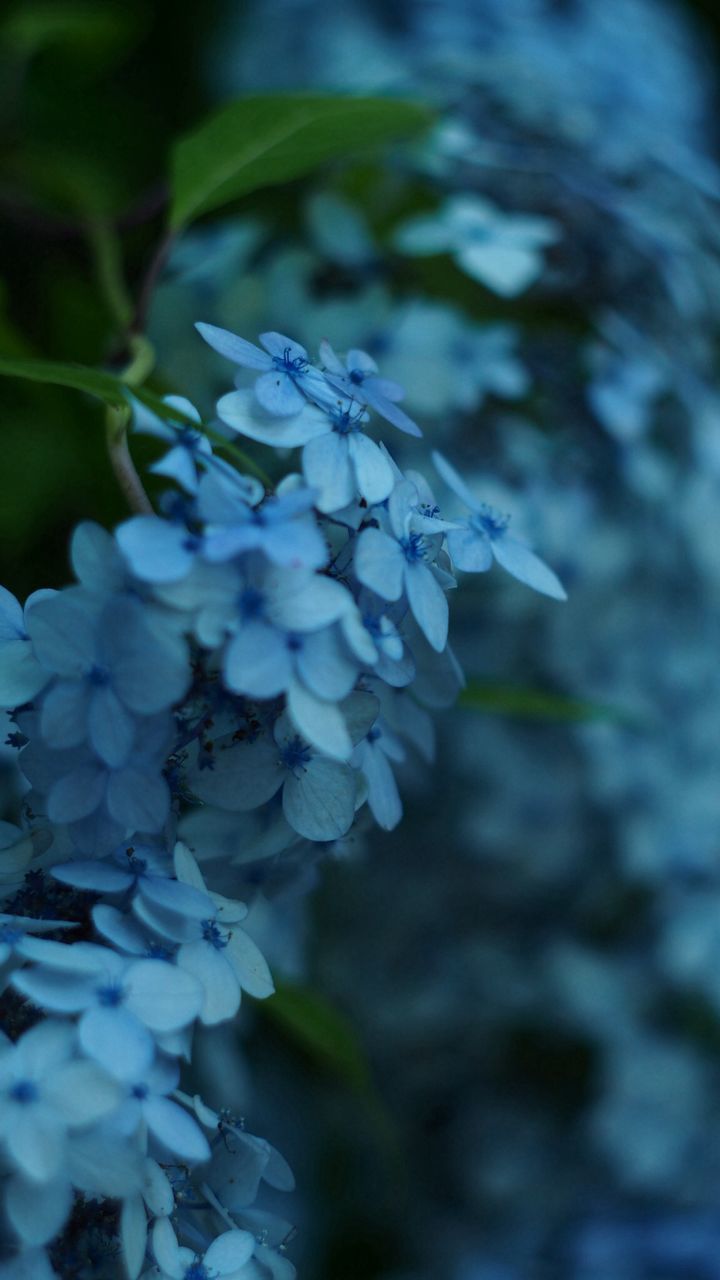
[0,325,565,1275]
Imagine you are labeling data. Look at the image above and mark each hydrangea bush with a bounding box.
[0,300,565,1275]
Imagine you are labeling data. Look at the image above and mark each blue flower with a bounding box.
[0,587,52,709]
[319,339,422,437]
[132,395,213,494]
[130,843,274,1025]
[196,324,332,416]
[432,451,567,600]
[0,1020,120,1183]
[151,1217,256,1280]
[190,697,377,843]
[395,195,559,297]
[13,938,204,1081]
[197,468,328,569]
[215,387,396,514]
[20,710,175,853]
[26,590,188,767]
[352,719,405,831]
[113,1056,210,1163]
[354,479,454,653]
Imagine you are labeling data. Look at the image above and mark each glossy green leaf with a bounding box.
[0,356,128,409]
[170,94,432,230]
[262,980,371,1092]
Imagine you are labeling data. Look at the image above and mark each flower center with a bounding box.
[9,1079,38,1104]
[96,981,125,1007]
[280,735,312,774]
[470,504,510,540]
[331,405,363,435]
[184,1262,210,1280]
[202,919,229,950]
[401,533,427,564]
[238,586,265,620]
[273,349,308,379]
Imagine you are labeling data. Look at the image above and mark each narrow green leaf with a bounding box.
[261,980,371,1092]
[170,94,433,230]
[459,680,624,723]
[0,356,127,409]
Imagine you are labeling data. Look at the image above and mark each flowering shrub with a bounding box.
[0,303,565,1274]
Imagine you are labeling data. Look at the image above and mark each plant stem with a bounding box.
[105,335,156,514]
[86,218,134,331]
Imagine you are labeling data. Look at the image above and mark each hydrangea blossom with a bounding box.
[0,314,566,1276]
[395,195,560,296]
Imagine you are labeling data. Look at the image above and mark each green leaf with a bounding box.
[170,94,433,230]
[459,680,625,723]
[261,980,371,1092]
[0,356,128,409]
[1,2,141,63]
[0,357,274,487]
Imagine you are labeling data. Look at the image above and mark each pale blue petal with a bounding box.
[302,433,354,513]
[0,586,24,640]
[405,563,449,652]
[432,450,481,511]
[189,732,284,812]
[262,519,328,571]
[101,599,188,713]
[53,859,132,893]
[177,940,239,1024]
[341,690,380,746]
[71,522,126,593]
[446,525,493,572]
[79,1005,154,1079]
[287,680,351,761]
[150,445,200,494]
[347,433,394,505]
[107,767,169,832]
[5,1173,72,1246]
[225,929,274,998]
[268,569,351,631]
[0,640,49,707]
[48,764,106,823]
[139,875,215,921]
[144,1095,211,1162]
[203,1230,256,1273]
[361,383,422,437]
[360,742,403,831]
[354,528,405,601]
[457,243,541,296]
[163,395,202,423]
[282,759,355,842]
[195,323,271,369]
[394,215,454,255]
[25,591,98,677]
[92,904,147,954]
[115,517,196,584]
[296,628,357,701]
[217,390,328,446]
[40,679,90,749]
[224,620,292,697]
[255,370,307,416]
[258,332,308,361]
[491,535,567,600]
[125,958,203,1031]
[89,685,135,767]
[12,967,96,1013]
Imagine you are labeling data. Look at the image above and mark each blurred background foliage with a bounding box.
[5,3,720,1279]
